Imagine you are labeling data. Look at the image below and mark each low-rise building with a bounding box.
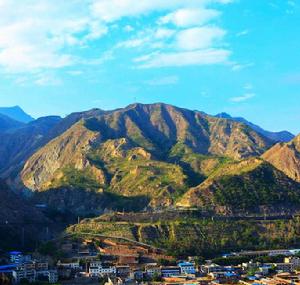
[145,264,161,278]
[57,259,81,270]
[9,252,31,264]
[285,257,300,270]
[274,263,293,273]
[116,265,130,278]
[201,263,224,274]
[178,262,196,275]
[36,270,59,284]
[161,266,181,278]
[89,261,116,277]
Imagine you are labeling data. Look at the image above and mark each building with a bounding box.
[285,257,300,270]
[12,262,36,284]
[145,264,161,278]
[130,269,143,280]
[57,259,81,270]
[116,265,130,278]
[161,266,181,278]
[89,261,116,277]
[178,262,196,275]
[36,270,59,284]
[274,263,293,273]
[201,263,224,274]
[11,260,53,284]
[9,252,31,264]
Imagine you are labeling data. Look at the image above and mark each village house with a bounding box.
[89,261,116,277]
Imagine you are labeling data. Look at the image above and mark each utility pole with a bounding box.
[46,226,49,241]
[21,227,25,249]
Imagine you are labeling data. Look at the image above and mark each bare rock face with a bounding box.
[21,122,103,191]
[263,134,300,182]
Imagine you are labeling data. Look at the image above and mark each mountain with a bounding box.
[0,113,24,133]
[20,103,274,214]
[0,180,51,249]
[0,106,34,123]
[177,157,300,214]
[0,116,62,179]
[216,112,294,143]
[262,134,300,182]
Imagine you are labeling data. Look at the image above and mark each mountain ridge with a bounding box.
[0,106,34,123]
[216,112,294,143]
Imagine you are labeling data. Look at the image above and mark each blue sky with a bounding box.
[0,0,299,134]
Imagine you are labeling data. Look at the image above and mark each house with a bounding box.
[178,262,196,275]
[201,263,224,274]
[209,271,239,284]
[145,264,161,278]
[116,265,130,278]
[9,252,31,264]
[257,265,272,276]
[57,259,81,270]
[12,262,36,284]
[161,266,181,278]
[274,263,293,273]
[89,261,116,277]
[285,257,300,270]
[130,269,143,280]
[36,270,59,284]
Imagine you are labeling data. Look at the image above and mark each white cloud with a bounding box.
[136,49,230,68]
[176,27,226,50]
[34,75,62,86]
[230,93,255,102]
[236,30,249,37]
[146,75,179,86]
[0,0,233,74]
[231,62,254,71]
[124,25,134,32]
[159,8,220,27]
[0,1,109,73]
[154,28,176,39]
[91,0,231,22]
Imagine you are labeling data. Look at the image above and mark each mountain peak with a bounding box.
[215,112,232,119]
[0,106,34,123]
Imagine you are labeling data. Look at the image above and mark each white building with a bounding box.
[12,262,36,284]
[178,262,196,275]
[36,270,59,284]
[57,260,81,270]
[89,261,116,277]
[285,257,300,269]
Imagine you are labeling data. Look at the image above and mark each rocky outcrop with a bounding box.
[263,134,300,182]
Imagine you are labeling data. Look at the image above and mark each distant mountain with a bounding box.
[0,106,34,123]
[0,113,24,133]
[215,112,294,143]
[263,134,300,182]
[0,116,62,178]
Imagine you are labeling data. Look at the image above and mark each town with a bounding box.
[2,236,300,285]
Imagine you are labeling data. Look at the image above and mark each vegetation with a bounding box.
[67,215,300,258]
[50,166,102,191]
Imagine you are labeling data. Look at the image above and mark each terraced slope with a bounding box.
[67,213,300,257]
